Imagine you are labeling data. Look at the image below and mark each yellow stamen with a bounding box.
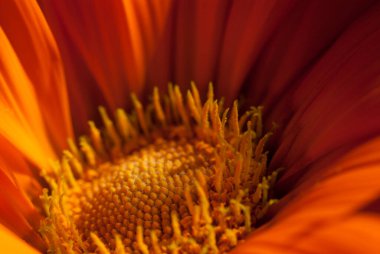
[40,84,279,253]
[114,234,125,254]
[88,121,106,156]
[79,137,96,166]
[187,90,201,124]
[153,87,166,127]
[115,108,137,140]
[91,232,110,254]
[131,93,148,136]
[99,106,121,153]
[150,230,162,254]
[136,226,149,254]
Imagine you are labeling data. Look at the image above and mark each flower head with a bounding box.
[1,0,380,253]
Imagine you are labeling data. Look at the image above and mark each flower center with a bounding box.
[70,139,216,252]
[40,84,278,253]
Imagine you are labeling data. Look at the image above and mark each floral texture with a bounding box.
[0,0,380,253]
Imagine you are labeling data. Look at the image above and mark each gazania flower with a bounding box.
[1,0,380,253]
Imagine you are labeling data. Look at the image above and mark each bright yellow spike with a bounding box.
[184,185,195,216]
[167,83,179,121]
[79,137,96,166]
[88,121,105,155]
[221,108,229,136]
[114,235,126,254]
[136,226,149,254]
[229,101,240,137]
[195,170,208,197]
[116,108,137,139]
[187,91,201,124]
[61,158,77,189]
[99,107,121,149]
[174,85,190,127]
[171,211,182,241]
[195,181,211,224]
[211,101,222,136]
[190,81,202,112]
[153,87,166,126]
[63,150,83,176]
[150,231,162,254]
[207,82,214,102]
[90,233,110,254]
[131,93,149,135]
[67,138,82,161]
[201,100,210,129]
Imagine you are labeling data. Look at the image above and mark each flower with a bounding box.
[1,0,380,253]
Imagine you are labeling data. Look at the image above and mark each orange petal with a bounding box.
[0,136,42,200]
[39,0,173,133]
[0,28,56,168]
[234,215,380,254]
[0,157,44,250]
[268,3,380,190]
[0,0,73,149]
[0,225,40,254]
[232,137,380,253]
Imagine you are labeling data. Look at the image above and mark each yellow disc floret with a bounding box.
[40,83,278,253]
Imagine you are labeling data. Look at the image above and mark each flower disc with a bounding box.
[40,84,278,253]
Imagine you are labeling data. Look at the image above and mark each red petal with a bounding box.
[40,0,173,133]
[216,0,297,103]
[268,3,380,191]
[244,0,375,108]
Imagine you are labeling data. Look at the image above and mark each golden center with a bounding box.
[40,84,278,253]
[68,139,216,252]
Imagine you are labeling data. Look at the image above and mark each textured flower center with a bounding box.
[40,84,278,253]
[68,139,216,252]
